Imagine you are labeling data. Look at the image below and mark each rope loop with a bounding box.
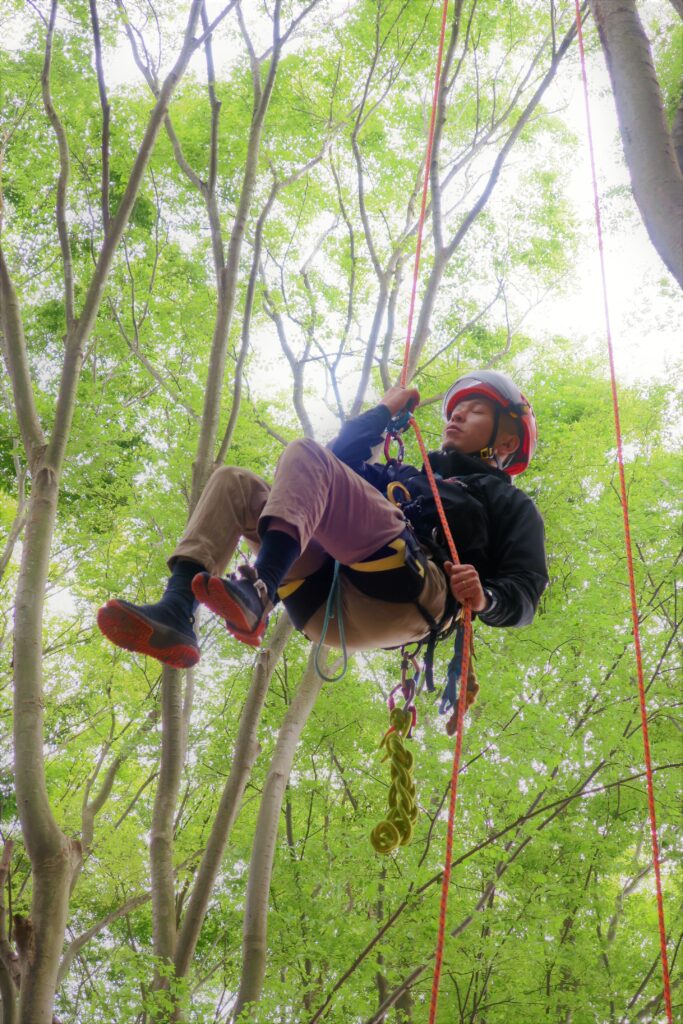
[370,707,419,855]
[313,560,348,682]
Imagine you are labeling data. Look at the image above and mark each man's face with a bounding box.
[442,397,498,453]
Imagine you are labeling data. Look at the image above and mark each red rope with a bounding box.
[392,0,472,1015]
[573,4,673,1021]
[395,0,481,1011]
[393,1,472,1016]
[412,418,471,1023]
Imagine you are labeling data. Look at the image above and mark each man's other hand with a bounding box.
[444,561,487,612]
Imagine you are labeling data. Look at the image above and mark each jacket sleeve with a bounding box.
[327,404,393,489]
[477,489,548,628]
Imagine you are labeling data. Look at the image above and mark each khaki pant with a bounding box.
[171,438,448,651]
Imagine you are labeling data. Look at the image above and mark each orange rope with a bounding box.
[412,418,471,1023]
[573,3,673,1020]
[391,4,672,1020]
[392,0,472,1016]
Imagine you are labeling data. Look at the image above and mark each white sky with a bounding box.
[535,50,682,386]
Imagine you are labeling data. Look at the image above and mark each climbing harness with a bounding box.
[573,3,673,1018]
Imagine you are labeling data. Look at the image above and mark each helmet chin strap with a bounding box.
[474,405,502,465]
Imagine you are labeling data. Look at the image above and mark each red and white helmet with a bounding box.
[442,369,537,476]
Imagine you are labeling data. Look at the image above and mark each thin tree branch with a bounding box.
[41,0,75,332]
[89,0,111,232]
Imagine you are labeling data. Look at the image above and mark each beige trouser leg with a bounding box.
[169,439,447,650]
[170,465,271,576]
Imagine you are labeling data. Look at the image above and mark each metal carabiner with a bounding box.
[386,480,412,507]
[383,408,413,465]
[384,431,405,464]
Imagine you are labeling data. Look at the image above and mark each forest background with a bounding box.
[0,1,681,1023]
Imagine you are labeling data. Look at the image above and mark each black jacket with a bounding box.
[329,404,548,628]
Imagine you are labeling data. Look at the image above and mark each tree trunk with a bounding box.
[589,0,683,288]
[673,93,683,175]
[5,5,207,1019]
[232,649,325,1019]
[12,469,83,1024]
[150,665,188,987]
[173,616,293,981]
[0,843,18,1024]
[191,32,282,506]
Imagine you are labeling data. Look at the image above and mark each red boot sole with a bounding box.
[191,574,266,648]
[97,600,200,668]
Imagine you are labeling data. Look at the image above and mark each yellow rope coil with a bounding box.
[370,707,418,855]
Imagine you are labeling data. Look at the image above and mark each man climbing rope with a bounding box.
[97,369,548,668]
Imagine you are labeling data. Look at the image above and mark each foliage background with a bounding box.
[0,1,680,1021]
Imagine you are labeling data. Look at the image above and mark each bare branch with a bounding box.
[430,0,466,252]
[57,890,151,986]
[280,0,326,47]
[41,0,75,331]
[406,12,583,378]
[45,0,206,476]
[0,251,46,470]
[201,2,221,199]
[89,0,111,232]
[260,258,315,438]
[414,283,503,377]
[236,3,261,99]
[163,116,205,192]
[0,439,28,583]
[194,0,240,51]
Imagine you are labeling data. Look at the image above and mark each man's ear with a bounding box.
[494,432,519,458]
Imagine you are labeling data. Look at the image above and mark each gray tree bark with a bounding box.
[173,617,293,981]
[232,648,326,1019]
[0,3,216,1019]
[588,0,683,288]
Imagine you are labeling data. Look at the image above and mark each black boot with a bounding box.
[97,560,204,668]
